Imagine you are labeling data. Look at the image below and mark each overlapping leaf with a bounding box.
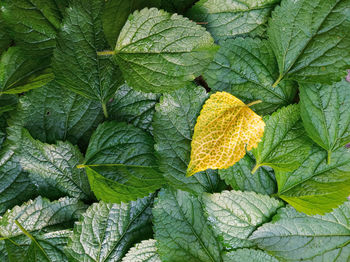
[115,8,218,93]
[187,91,265,176]
[122,239,161,262]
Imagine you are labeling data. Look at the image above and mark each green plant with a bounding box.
[0,0,349,261]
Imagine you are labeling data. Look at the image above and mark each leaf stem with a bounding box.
[327,150,332,165]
[102,102,108,118]
[272,74,283,88]
[97,50,116,56]
[247,100,262,107]
[251,164,261,174]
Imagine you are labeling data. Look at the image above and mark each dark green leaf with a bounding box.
[153,188,223,262]
[65,195,154,262]
[153,84,224,194]
[0,14,11,54]
[115,8,218,93]
[223,249,279,262]
[160,0,198,14]
[0,94,17,116]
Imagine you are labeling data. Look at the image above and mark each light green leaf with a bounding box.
[250,204,350,261]
[219,153,276,195]
[188,0,279,41]
[204,38,297,115]
[65,195,154,262]
[252,104,312,173]
[1,0,66,55]
[8,82,103,148]
[153,188,223,262]
[53,0,123,107]
[202,190,283,249]
[268,0,350,85]
[276,145,350,215]
[115,8,218,93]
[300,79,350,161]
[11,127,93,201]
[223,249,279,262]
[0,47,54,94]
[122,239,161,262]
[108,84,160,133]
[102,0,161,48]
[83,121,165,203]
[152,84,224,194]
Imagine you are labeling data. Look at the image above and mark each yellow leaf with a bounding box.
[187,92,265,177]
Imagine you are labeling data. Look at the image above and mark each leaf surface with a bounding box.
[153,188,223,262]
[268,0,350,85]
[65,195,154,262]
[187,91,265,176]
[122,239,161,262]
[223,249,279,262]
[115,8,218,93]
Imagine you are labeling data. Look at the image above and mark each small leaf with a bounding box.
[0,47,54,94]
[188,0,279,41]
[115,8,218,93]
[65,195,154,262]
[202,190,283,249]
[153,188,223,262]
[250,204,350,261]
[276,145,350,215]
[122,239,161,262]
[300,79,350,162]
[152,84,224,194]
[268,0,350,85]
[252,104,312,173]
[187,91,265,177]
[223,249,279,262]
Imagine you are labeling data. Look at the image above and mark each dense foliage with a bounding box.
[0,0,349,261]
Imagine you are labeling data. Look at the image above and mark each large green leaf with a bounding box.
[108,84,160,133]
[122,239,161,262]
[0,47,54,94]
[268,0,350,85]
[250,204,350,261]
[276,145,350,215]
[114,8,218,93]
[65,195,154,262]
[1,0,66,55]
[223,249,278,262]
[300,79,350,162]
[204,38,297,115]
[102,0,161,48]
[202,190,283,249]
[188,0,279,41]
[219,153,276,195]
[83,121,165,203]
[12,127,93,201]
[0,196,86,262]
[152,84,224,194]
[8,82,103,148]
[252,104,312,173]
[153,188,223,262]
[53,0,123,108]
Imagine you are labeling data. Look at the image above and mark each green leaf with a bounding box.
[300,79,350,161]
[65,195,154,262]
[0,94,17,116]
[223,249,279,262]
[152,84,224,194]
[202,190,283,249]
[276,145,350,215]
[268,0,350,85]
[0,47,54,94]
[250,204,350,261]
[12,127,93,201]
[204,38,297,115]
[252,104,312,173]
[115,8,218,93]
[108,84,160,133]
[53,0,123,106]
[0,196,86,262]
[0,14,11,54]
[188,0,279,41]
[160,0,198,14]
[0,240,8,261]
[153,188,223,262]
[122,239,161,262]
[219,153,276,195]
[102,0,161,48]
[8,82,103,148]
[83,121,165,203]
[1,0,66,55]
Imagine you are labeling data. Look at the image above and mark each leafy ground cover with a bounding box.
[0,0,350,261]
